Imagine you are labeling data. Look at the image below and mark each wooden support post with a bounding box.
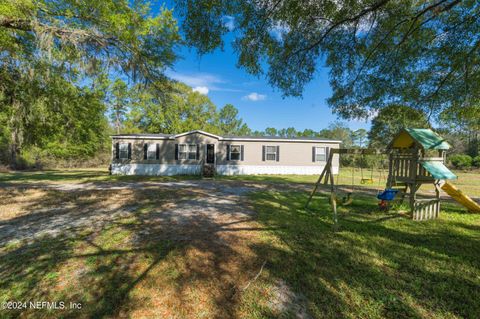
[305,153,333,208]
[394,158,400,184]
[306,147,386,228]
[328,163,335,192]
[331,192,338,231]
[409,148,419,217]
[387,152,394,188]
[305,169,325,208]
[434,180,441,218]
[410,183,421,219]
[324,168,330,186]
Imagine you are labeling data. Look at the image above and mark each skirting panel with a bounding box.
[216,165,339,175]
[111,164,201,176]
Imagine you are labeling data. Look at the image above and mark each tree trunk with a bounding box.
[115,114,120,134]
[115,105,120,134]
[9,128,21,169]
[9,97,23,169]
[467,130,479,157]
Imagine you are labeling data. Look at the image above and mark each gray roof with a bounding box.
[111,130,341,143]
[111,133,173,138]
[222,134,339,141]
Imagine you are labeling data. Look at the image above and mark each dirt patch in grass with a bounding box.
[267,279,312,319]
[4,173,477,318]
[0,181,294,318]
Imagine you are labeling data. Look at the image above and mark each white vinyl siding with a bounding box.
[315,147,326,162]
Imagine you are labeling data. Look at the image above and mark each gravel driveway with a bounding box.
[0,180,269,247]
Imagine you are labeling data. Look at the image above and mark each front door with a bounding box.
[206,144,215,164]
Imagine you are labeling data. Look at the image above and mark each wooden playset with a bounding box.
[306,128,480,221]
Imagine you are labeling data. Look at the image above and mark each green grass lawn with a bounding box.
[0,167,201,184]
[1,167,478,198]
[1,169,479,318]
[218,167,480,197]
[246,190,480,318]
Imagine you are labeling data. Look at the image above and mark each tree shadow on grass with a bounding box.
[0,232,174,318]
[249,190,480,318]
[0,170,105,183]
[3,182,477,318]
[0,185,282,318]
[0,169,203,186]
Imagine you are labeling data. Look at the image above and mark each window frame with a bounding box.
[229,144,241,161]
[119,143,129,159]
[315,147,326,162]
[146,143,157,160]
[178,144,187,160]
[265,146,277,161]
[178,143,197,160]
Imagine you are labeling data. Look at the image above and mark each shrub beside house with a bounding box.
[448,154,480,169]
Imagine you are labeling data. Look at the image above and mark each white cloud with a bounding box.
[167,70,245,93]
[192,86,209,95]
[243,92,266,101]
[167,71,225,88]
[222,15,235,31]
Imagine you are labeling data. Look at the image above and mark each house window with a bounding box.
[147,144,157,160]
[230,145,241,160]
[119,143,129,159]
[265,146,277,161]
[179,144,197,160]
[315,147,326,162]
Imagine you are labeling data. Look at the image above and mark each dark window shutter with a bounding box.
[156,143,160,160]
[262,146,266,161]
[144,144,148,160]
[276,146,280,162]
[226,145,230,160]
[115,142,119,159]
[196,144,200,160]
[127,143,132,159]
[241,145,244,161]
[312,147,316,162]
[175,144,179,160]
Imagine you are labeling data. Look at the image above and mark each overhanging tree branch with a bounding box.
[288,0,392,58]
[397,0,462,46]
[346,0,463,95]
[0,16,114,47]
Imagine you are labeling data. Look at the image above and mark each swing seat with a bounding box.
[377,189,398,201]
[361,178,374,184]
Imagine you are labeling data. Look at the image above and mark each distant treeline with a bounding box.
[250,124,368,147]
[1,74,478,170]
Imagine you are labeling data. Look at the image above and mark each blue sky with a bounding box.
[163,7,370,133]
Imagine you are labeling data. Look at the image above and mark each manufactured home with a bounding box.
[111,130,341,176]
